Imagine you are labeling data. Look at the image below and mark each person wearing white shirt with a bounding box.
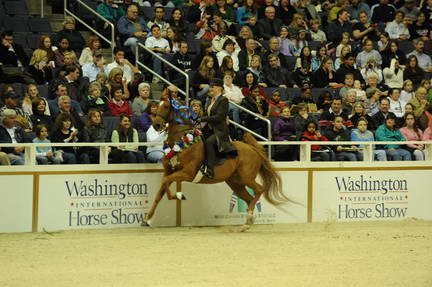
[145,24,170,83]
[385,11,410,40]
[222,71,244,124]
[383,58,404,88]
[216,39,240,71]
[387,88,406,118]
[105,47,139,83]
[82,51,105,82]
[406,40,432,72]
[145,125,167,163]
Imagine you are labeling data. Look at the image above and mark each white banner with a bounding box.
[181,171,308,226]
[38,173,176,231]
[312,170,432,222]
[0,175,33,233]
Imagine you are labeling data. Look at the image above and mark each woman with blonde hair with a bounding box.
[288,14,307,39]
[247,54,267,87]
[79,35,101,65]
[27,49,53,85]
[193,55,216,101]
[108,67,130,100]
[38,34,57,63]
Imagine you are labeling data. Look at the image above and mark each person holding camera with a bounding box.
[361,58,383,84]
[352,11,380,43]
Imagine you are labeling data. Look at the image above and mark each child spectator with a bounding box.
[33,124,63,165]
[309,19,327,42]
[301,121,335,161]
[400,80,415,103]
[335,32,351,58]
[339,73,355,99]
[353,80,366,101]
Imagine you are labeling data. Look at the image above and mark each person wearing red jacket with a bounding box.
[108,85,132,117]
[301,121,335,161]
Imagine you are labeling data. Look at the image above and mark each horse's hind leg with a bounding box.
[226,177,254,206]
[243,180,265,226]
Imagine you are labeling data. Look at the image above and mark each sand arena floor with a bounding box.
[0,220,431,287]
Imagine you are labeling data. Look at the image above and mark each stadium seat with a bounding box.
[285,56,298,71]
[28,18,53,33]
[13,33,27,48]
[398,41,415,55]
[283,88,300,102]
[26,33,42,50]
[3,16,29,32]
[5,1,28,15]
[38,85,49,100]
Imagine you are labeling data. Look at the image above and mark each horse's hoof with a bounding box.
[176,192,186,200]
[238,225,251,232]
[246,214,255,226]
[141,220,151,227]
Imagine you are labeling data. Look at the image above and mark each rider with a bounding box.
[200,78,237,178]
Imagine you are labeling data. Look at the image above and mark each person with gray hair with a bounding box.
[0,109,25,165]
[132,82,152,116]
[80,81,109,114]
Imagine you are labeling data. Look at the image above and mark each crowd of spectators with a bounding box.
[2,0,432,165]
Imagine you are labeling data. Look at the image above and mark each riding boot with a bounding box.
[204,137,216,179]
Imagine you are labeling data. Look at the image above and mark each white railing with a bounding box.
[1,141,431,168]
[64,0,116,56]
[135,43,190,105]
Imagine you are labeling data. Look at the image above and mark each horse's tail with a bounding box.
[242,133,291,206]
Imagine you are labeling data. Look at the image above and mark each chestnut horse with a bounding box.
[143,97,291,229]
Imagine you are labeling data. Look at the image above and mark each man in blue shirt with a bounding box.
[117,4,150,54]
[82,50,105,82]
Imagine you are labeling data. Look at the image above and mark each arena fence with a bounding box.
[1,141,432,233]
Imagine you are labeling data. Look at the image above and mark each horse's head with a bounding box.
[153,99,172,132]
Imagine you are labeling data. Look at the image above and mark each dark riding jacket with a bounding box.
[202,95,237,154]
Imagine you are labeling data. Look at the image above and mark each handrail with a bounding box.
[64,0,116,57]
[136,43,190,105]
[228,101,272,158]
[0,141,431,166]
[41,0,44,18]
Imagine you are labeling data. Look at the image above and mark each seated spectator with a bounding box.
[422,114,432,141]
[0,109,25,165]
[312,56,337,88]
[342,89,357,114]
[311,45,328,72]
[370,0,396,25]
[165,27,181,54]
[382,40,407,69]
[192,40,219,70]
[216,39,240,71]
[383,58,404,89]
[213,0,235,22]
[277,26,295,57]
[264,54,293,88]
[335,32,351,59]
[301,120,335,161]
[404,55,426,87]
[349,102,376,131]
[401,79,415,103]
[339,73,355,99]
[108,86,132,117]
[96,0,125,24]
[327,9,353,44]
[257,6,283,40]
[365,73,388,95]
[328,0,349,23]
[309,18,327,42]
[236,0,258,25]
[335,53,364,84]
[353,80,367,101]
[0,91,32,132]
[137,101,158,133]
[351,117,387,161]
[107,67,130,100]
[190,100,203,118]
[117,4,150,54]
[399,0,420,23]
[79,35,101,66]
[132,82,151,116]
[385,11,410,40]
[27,49,54,85]
[212,22,240,53]
[268,89,287,117]
[170,41,192,89]
[287,14,307,41]
[33,124,62,165]
[272,106,299,161]
[352,10,380,43]
[361,58,383,84]
[147,7,171,37]
[292,87,315,107]
[375,114,411,161]
[48,83,83,117]
[0,150,10,165]
[356,39,382,69]
[400,112,425,160]
[262,36,288,69]
[364,87,381,116]
[324,115,363,161]
[194,15,219,41]
[246,55,267,87]
[105,47,139,84]
[316,91,333,113]
[54,17,85,52]
[30,98,54,132]
[223,71,243,125]
[421,79,432,102]
[291,30,309,58]
[38,34,57,64]
[82,50,106,83]
[81,109,109,164]
[53,38,78,68]
[168,8,187,39]
[241,84,269,137]
[406,40,432,72]
[372,97,397,127]
[146,124,167,163]
[193,56,216,103]
[80,81,109,115]
[22,84,50,116]
[292,63,312,89]
[145,25,171,83]
[408,87,429,119]
[50,112,79,164]
[388,88,406,119]
[408,12,430,41]
[110,114,145,163]
[319,97,350,128]
[334,46,351,71]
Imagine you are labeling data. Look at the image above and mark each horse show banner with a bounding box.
[181,171,309,226]
[312,170,432,222]
[0,175,33,233]
[37,173,176,231]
